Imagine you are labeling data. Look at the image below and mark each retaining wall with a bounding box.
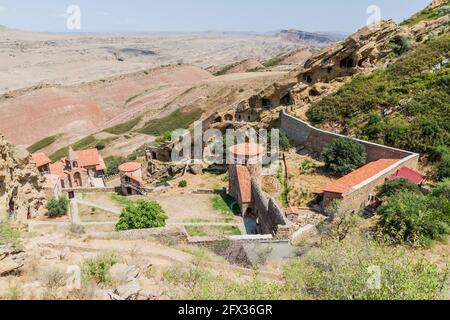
[280,112,415,162]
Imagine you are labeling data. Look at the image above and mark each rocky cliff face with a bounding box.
[0,135,47,225]
[207,3,449,129]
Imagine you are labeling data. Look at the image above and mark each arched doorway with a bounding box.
[73,172,82,187]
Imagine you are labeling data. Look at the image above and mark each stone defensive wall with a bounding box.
[251,178,292,238]
[280,111,418,163]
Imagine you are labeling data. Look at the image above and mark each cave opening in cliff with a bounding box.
[215,116,223,123]
[280,93,292,105]
[304,74,313,83]
[8,198,15,215]
[340,57,354,68]
[309,89,320,97]
[358,57,367,67]
[262,98,272,109]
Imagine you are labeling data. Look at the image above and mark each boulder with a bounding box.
[0,244,26,276]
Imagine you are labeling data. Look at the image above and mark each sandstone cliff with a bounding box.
[206,2,449,129]
[0,135,47,225]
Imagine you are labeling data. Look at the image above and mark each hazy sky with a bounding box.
[0,0,431,33]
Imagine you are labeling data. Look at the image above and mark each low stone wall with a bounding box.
[62,187,117,194]
[280,112,415,162]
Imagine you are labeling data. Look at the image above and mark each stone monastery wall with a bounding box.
[280,112,416,162]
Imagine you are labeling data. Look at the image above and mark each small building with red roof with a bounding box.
[119,162,145,195]
[32,153,51,174]
[314,159,414,212]
[387,167,425,185]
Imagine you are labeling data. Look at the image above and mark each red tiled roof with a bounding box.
[74,149,104,169]
[32,153,51,168]
[49,162,68,179]
[119,162,141,173]
[124,173,145,186]
[388,167,425,185]
[315,159,399,195]
[230,143,264,157]
[236,165,252,203]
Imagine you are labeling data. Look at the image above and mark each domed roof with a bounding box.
[118,162,141,172]
[229,143,264,157]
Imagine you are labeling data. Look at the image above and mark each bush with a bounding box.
[279,130,291,151]
[95,142,106,150]
[284,237,447,300]
[81,254,118,285]
[436,152,450,181]
[105,156,126,175]
[46,196,70,218]
[178,180,187,188]
[431,179,450,199]
[0,224,20,246]
[377,178,421,198]
[377,191,450,247]
[299,159,315,175]
[116,200,168,231]
[321,138,367,176]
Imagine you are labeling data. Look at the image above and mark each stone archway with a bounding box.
[73,172,82,187]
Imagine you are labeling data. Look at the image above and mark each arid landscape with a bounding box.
[1,0,449,303]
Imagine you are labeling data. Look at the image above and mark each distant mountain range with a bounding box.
[274,29,345,43]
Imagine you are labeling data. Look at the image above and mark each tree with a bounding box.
[377,191,450,247]
[436,153,450,181]
[318,201,362,242]
[46,196,70,218]
[431,179,450,200]
[279,130,291,152]
[116,200,168,231]
[321,138,367,176]
[377,178,421,198]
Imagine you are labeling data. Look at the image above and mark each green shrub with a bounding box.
[299,159,315,175]
[116,200,168,231]
[431,179,450,199]
[81,254,118,285]
[377,191,450,247]
[46,196,70,218]
[27,134,62,153]
[377,178,421,198]
[178,180,188,188]
[279,130,291,151]
[104,117,141,135]
[105,156,126,175]
[139,108,203,136]
[95,141,106,150]
[321,138,367,176]
[0,224,20,247]
[436,152,450,181]
[284,237,447,300]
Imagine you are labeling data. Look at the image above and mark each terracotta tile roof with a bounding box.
[32,153,51,168]
[74,149,105,169]
[315,159,399,195]
[388,167,425,185]
[119,162,141,173]
[236,165,252,203]
[49,162,68,179]
[124,173,145,186]
[229,143,264,157]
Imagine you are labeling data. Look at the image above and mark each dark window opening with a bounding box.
[327,67,332,74]
[215,116,222,123]
[309,89,320,97]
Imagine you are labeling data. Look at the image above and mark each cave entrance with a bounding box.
[340,57,354,69]
[280,93,292,105]
[224,114,233,121]
[215,116,223,123]
[262,98,272,109]
[8,198,15,215]
[309,89,320,97]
